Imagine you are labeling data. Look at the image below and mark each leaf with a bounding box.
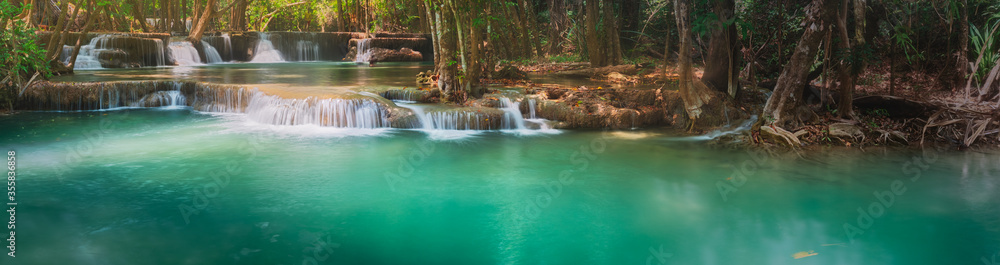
[792,250,818,259]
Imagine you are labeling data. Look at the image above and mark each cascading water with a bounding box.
[221,33,233,60]
[139,90,187,108]
[61,34,169,69]
[527,98,537,119]
[522,98,553,130]
[498,98,527,130]
[62,35,114,70]
[394,97,553,132]
[243,93,389,128]
[169,41,203,66]
[354,38,373,62]
[296,40,321,61]
[395,103,433,130]
[63,44,104,70]
[250,33,284,63]
[202,42,223,64]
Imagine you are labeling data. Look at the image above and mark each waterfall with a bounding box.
[64,44,104,70]
[221,33,233,60]
[296,40,320,61]
[354,38,373,62]
[153,39,166,66]
[665,115,759,141]
[61,34,170,69]
[498,98,527,130]
[139,90,187,108]
[527,98,537,119]
[424,111,489,130]
[193,87,252,113]
[394,98,538,131]
[169,41,203,66]
[522,98,552,130]
[250,33,284,63]
[189,87,390,128]
[398,103,434,130]
[202,42,223,64]
[62,35,110,70]
[242,93,389,128]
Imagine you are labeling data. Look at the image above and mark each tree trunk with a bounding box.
[834,0,853,117]
[43,0,71,60]
[701,0,740,97]
[447,0,469,93]
[430,1,460,99]
[132,0,150,32]
[955,0,969,90]
[837,0,865,118]
[187,0,215,42]
[67,0,98,69]
[889,41,895,96]
[601,0,622,65]
[547,0,566,55]
[165,0,173,33]
[230,0,248,31]
[662,11,671,83]
[520,0,542,57]
[192,0,201,28]
[585,0,605,67]
[48,0,82,62]
[675,0,715,126]
[761,0,838,128]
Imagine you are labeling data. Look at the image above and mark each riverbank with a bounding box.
[9,59,995,150]
[482,61,999,150]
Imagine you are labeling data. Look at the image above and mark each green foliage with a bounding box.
[891,24,923,63]
[736,0,808,80]
[970,6,1000,82]
[547,53,583,63]
[1,1,51,111]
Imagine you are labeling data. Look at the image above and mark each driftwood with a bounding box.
[919,103,1000,148]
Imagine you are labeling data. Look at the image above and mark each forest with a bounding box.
[3,0,1000,147]
[3,2,1000,264]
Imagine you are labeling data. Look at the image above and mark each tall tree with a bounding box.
[585,0,604,67]
[761,0,839,127]
[584,0,621,67]
[43,0,70,61]
[835,0,866,118]
[187,0,214,42]
[954,0,969,90]
[547,0,566,55]
[601,0,622,65]
[702,0,740,98]
[675,0,717,129]
[66,0,98,69]
[229,0,249,31]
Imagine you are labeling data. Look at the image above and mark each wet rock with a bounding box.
[379,88,440,103]
[387,106,420,129]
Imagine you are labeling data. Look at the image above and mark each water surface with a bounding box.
[3,108,998,265]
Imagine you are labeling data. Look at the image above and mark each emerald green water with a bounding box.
[3,109,999,265]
